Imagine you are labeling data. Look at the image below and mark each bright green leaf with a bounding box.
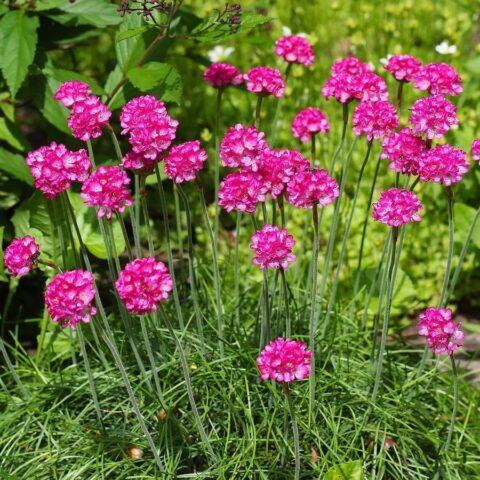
[117,26,151,42]
[0,117,30,151]
[116,15,148,72]
[43,67,105,96]
[47,0,122,28]
[454,203,480,250]
[0,148,33,185]
[324,460,364,480]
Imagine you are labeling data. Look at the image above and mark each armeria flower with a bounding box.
[250,224,296,270]
[274,35,315,66]
[4,236,40,276]
[291,107,329,142]
[165,140,207,183]
[120,95,167,134]
[122,151,158,174]
[219,124,268,171]
[381,128,426,175]
[244,66,285,98]
[25,142,91,199]
[470,139,480,162]
[115,257,173,315]
[286,169,339,209]
[409,95,458,140]
[418,145,468,186]
[413,62,462,96]
[384,54,421,82]
[372,188,423,227]
[257,338,312,382]
[352,100,398,141]
[54,81,91,107]
[81,165,133,219]
[203,62,243,89]
[418,307,464,355]
[45,270,97,329]
[218,171,267,213]
[67,95,111,141]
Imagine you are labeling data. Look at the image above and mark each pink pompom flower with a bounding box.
[218,171,267,213]
[45,270,97,329]
[244,66,285,98]
[418,145,469,186]
[470,139,480,162]
[203,63,243,89]
[122,151,158,174]
[165,140,207,183]
[220,124,268,171]
[291,107,329,142]
[120,95,167,134]
[413,62,462,96]
[418,307,464,355]
[352,100,398,141]
[274,35,315,66]
[372,188,423,227]
[67,95,111,141]
[81,165,133,219]
[257,338,312,382]
[384,54,421,82]
[250,224,296,270]
[4,235,40,276]
[286,169,339,209]
[409,95,458,140]
[25,142,91,199]
[115,257,173,315]
[381,128,426,176]
[54,81,91,107]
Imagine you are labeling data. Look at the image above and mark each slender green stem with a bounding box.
[270,63,291,146]
[280,268,291,337]
[284,387,300,480]
[278,196,286,228]
[396,81,404,112]
[108,126,123,163]
[115,212,134,260]
[139,178,155,256]
[444,355,458,456]
[234,211,242,325]
[311,134,316,167]
[213,89,223,241]
[440,187,454,306]
[0,336,29,400]
[173,185,184,261]
[254,96,264,129]
[86,140,96,168]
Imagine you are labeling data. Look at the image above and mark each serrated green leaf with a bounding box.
[116,15,148,72]
[0,117,30,151]
[454,203,480,250]
[0,11,39,97]
[0,148,33,185]
[323,460,364,480]
[117,26,151,42]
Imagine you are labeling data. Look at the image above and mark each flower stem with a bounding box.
[86,140,96,168]
[280,268,291,337]
[234,211,242,325]
[214,89,223,242]
[396,81,404,112]
[444,355,458,456]
[284,385,300,480]
[440,187,454,306]
[255,96,264,129]
[270,63,291,146]
[311,134,316,167]
[115,212,134,260]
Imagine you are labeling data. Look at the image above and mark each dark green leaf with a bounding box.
[324,460,364,480]
[0,148,33,185]
[43,66,105,96]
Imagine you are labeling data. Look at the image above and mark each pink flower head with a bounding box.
[220,124,268,171]
[413,62,462,96]
[244,66,285,98]
[409,95,458,140]
[418,307,464,355]
[274,35,315,66]
[372,188,423,227]
[257,338,312,382]
[165,140,207,183]
[203,63,243,89]
[81,165,133,219]
[286,169,339,209]
[120,95,167,134]
[352,100,398,141]
[45,269,97,329]
[4,235,40,276]
[250,224,296,270]
[359,72,389,102]
[381,128,426,175]
[470,139,480,162]
[418,145,469,186]
[122,151,158,174]
[67,95,111,141]
[115,257,173,315]
[218,171,267,213]
[291,107,329,142]
[25,142,91,199]
[54,81,91,107]
[384,54,422,82]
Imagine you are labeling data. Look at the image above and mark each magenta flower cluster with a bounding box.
[165,141,208,183]
[418,145,469,186]
[250,224,296,270]
[471,139,480,162]
[384,54,421,82]
[274,35,315,66]
[352,100,398,141]
[413,62,462,96]
[381,128,425,175]
[291,107,329,142]
[218,171,267,213]
[4,236,40,277]
[287,169,339,209]
[244,66,285,98]
[372,188,423,227]
[203,62,243,89]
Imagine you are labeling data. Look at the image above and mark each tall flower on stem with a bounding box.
[413,62,462,96]
[384,54,421,109]
[274,35,315,67]
[4,236,40,277]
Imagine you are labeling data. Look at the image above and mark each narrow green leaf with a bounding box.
[454,203,480,249]
[0,147,33,185]
[0,117,30,151]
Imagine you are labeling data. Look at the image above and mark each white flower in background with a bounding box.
[281,26,292,36]
[435,40,457,55]
[207,46,234,62]
[380,54,392,66]
[367,61,376,71]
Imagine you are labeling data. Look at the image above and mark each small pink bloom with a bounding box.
[220,124,268,171]
[413,62,462,96]
[165,140,207,183]
[471,139,480,162]
[250,224,296,270]
[218,171,267,213]
[244,66,285,98]
[120,95,167,134]
[122,151,158,174]
[203,63,243,89]
[352,100,398,141]
[275,35,315,66]
[45,270,97,329]
[257,337,312,382]
[286,169,339,209]
[81,165,133,219]
[4,235,40,276]
[418,145,469,186]
[418,307,463,355]
[67,95,111,141]
[54,81,91,107]
[409,95,458,140]
[372,188,423,227]
[115,257,173,315]
[384,55,421,82]
[291,107,329,142]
